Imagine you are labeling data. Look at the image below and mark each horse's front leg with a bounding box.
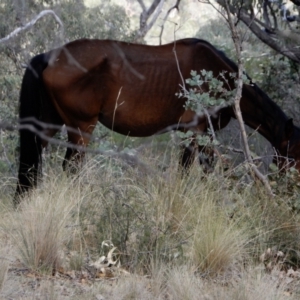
[198,144,214,173]
[62,147,85,174]
[62,119,97,174]
[180,138,197,171]
[179,133,215,175]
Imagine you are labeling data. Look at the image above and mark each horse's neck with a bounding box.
[236,84,288,148]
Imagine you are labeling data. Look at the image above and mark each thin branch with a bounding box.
[136,0,165,40]
[224,0,274,197]
[263,0,271,29]
[0,10,64,44]
[159,0,181,45]
[0,119,155,175]
[267,1,278,30]
[146,0,166,35]
[216,1,300,63]
[219,144,244,154]
[172,37,185,89]
[203,109,216,141]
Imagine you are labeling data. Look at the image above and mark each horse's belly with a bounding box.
[99,108,182,137]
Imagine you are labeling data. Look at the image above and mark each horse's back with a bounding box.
[41,39,201,135]
[40,38,237,136]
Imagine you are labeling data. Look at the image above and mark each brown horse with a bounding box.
[15,38,300,201]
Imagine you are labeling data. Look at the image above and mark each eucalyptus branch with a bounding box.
[213,0,300,63]
[262,0,271,29]
[136,0,165,40]
[0,10,64,44]
[267,1,278,30]
[224,0,274,197]
[158,0,181,45]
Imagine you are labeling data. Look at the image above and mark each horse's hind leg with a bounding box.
[198,144,214,172]
[180,139,197,171]
[62,147,74,171]
[180,135,215,174]
[63,133,88,174]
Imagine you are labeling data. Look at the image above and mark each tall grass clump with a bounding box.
[1,173,83,274]
[170,166,250,276]
[228,180,300,267]
[191,198,247,275]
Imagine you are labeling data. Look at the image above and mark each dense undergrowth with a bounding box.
[0,142,300,298]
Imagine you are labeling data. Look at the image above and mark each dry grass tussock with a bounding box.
[0,147,299,298]
[0,173,83,274]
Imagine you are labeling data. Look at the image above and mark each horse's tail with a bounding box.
[15,53,49,201]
